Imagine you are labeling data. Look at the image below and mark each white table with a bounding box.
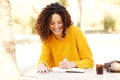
[20,68,120,80]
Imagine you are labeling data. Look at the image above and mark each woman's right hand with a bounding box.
[37,63,51,73]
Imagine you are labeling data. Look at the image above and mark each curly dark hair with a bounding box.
[35,2,72,42]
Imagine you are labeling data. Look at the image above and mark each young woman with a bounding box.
[35,2,94,73]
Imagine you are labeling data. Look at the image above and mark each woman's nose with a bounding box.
[55,23,59,28]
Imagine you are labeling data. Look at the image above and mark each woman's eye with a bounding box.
[50,21,62,25]
[50,22,54,25]
[58,21,62,24]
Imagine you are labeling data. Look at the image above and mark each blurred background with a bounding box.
[0,0,120,79]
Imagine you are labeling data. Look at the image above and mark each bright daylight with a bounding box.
[0,0,120,80]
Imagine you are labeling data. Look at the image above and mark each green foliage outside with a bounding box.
[29,16,37,34]
[13,7,38,34]
[103,14,116,32]
[57,0,68,7]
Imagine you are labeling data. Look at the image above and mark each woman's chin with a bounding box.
[54,32,62,36]
[54,34,61,36]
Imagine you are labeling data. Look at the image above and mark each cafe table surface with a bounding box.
[20,68,120,80]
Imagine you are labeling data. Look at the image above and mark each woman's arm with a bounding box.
[75,27,94,68]
[37,42,54,68]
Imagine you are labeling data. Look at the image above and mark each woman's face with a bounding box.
[50,13,63,36]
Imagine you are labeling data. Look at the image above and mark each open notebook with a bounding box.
[52,67,84,73]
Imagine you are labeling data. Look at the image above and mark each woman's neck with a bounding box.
[55,34,63,40]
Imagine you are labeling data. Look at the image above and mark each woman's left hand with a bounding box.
[59,58,77,69]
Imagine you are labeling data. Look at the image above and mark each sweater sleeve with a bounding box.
[74,27,94,68]
[37,42,54,68]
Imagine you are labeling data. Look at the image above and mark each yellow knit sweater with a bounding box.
[38,25,94,68]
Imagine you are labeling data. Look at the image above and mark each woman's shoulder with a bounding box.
[68,25,82,32]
